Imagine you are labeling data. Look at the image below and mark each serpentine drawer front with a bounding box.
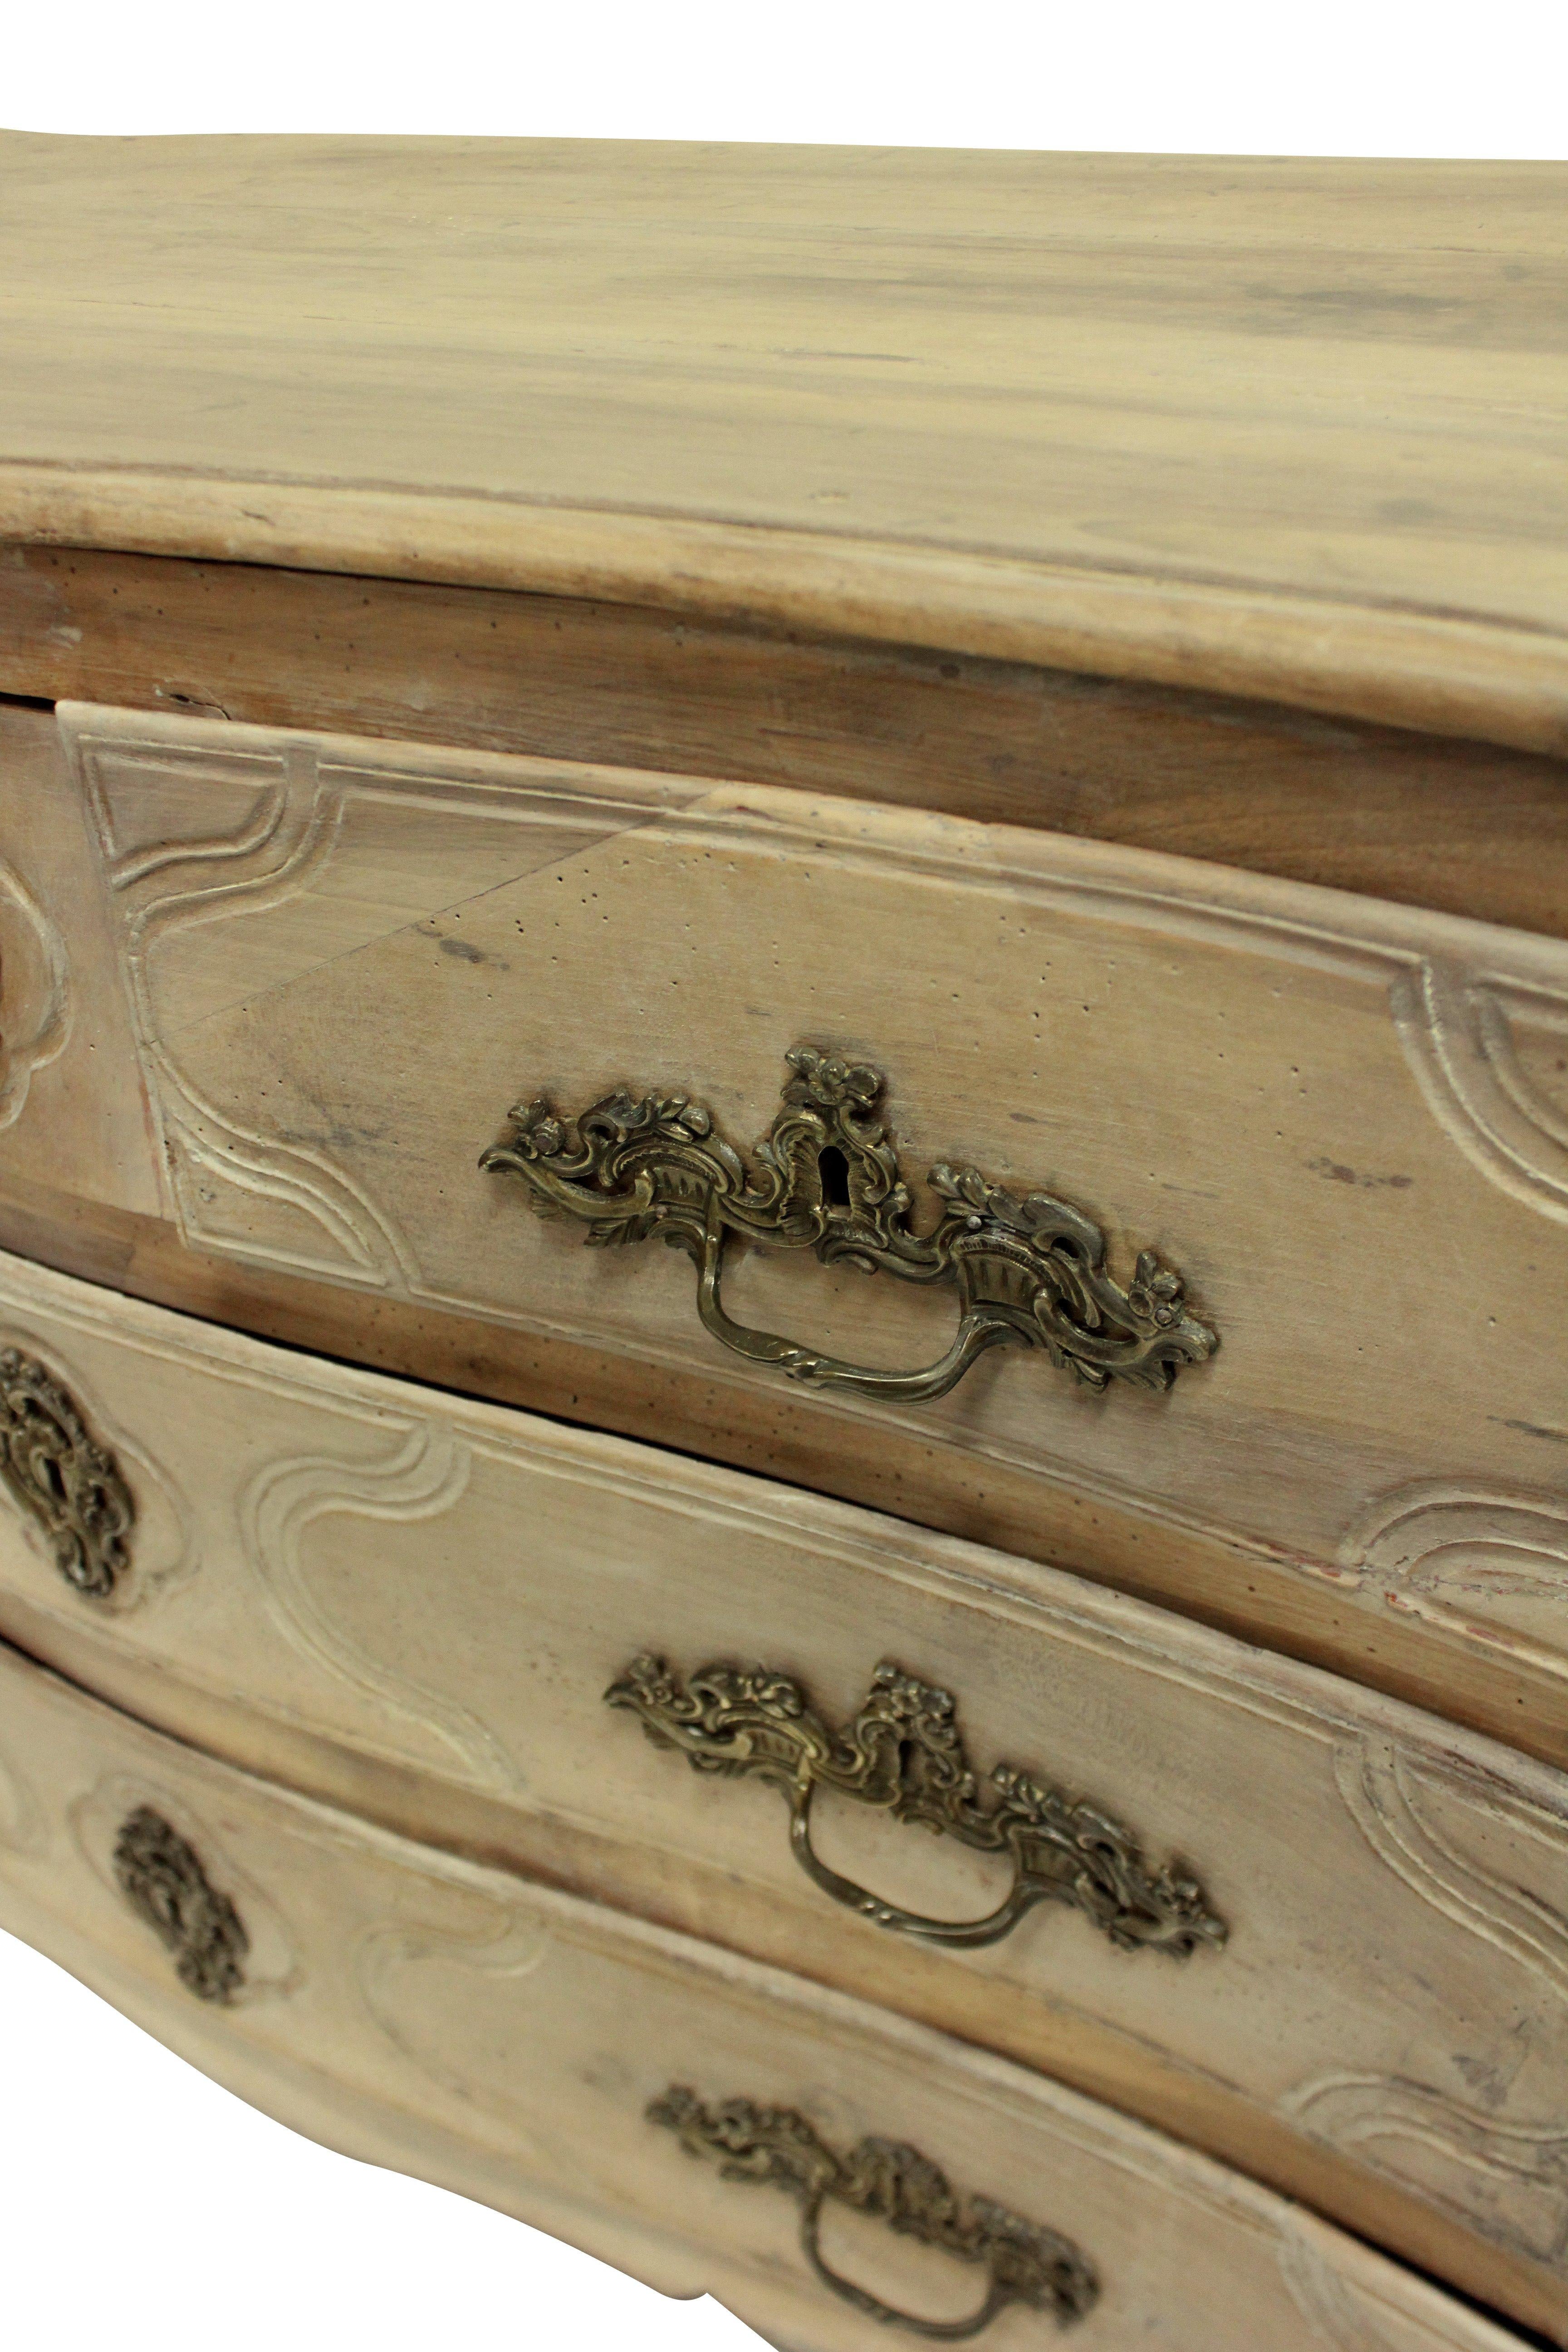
[0,1246,1565,2330]
[4,697,1568,1760]
[5,134,1567,2352]
[0,1639,1526,2352]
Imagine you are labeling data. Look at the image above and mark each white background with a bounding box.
[3,8,1565,2347]
[3,0,1567,151]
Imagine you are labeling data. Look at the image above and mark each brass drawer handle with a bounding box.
[0,1347,134,1598]
[650,2085,1098,2337]
[113,1806,249,2003]
[608,1656,1225,1957]
[483,1046,1216,1407]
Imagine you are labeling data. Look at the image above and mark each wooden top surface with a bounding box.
[3,134,1567,750]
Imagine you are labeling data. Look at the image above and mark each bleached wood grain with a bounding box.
[0,1244,1566,2323]
[8,700,1565,1760]
[0,1638,1537,2347]
[1,138,1566,751]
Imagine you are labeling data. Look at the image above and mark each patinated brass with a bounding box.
[113,1806,249,2003]
[481,1046,1216,1405]
[649,2085,1098,2337]
[0,1346,134,1597]
[608,1656,1225,1956]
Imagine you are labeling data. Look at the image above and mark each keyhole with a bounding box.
[817,1147,852,1209]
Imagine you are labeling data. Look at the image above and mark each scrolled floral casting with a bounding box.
[608,1655,1226,1956]
[481,1046,1217,1407]
[113,1805,249,2003]
[0,1346,134,1597]
[649,2086,1099,2337]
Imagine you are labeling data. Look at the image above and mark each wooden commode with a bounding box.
[1,133,1566,2347]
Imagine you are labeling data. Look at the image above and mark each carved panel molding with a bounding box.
[64,711,689,1290]
[1275,2227,1491,2352]
[63,706,1568,1336]
[1392,960,1568,1225]
[238,1417,524,1792]
[57,702,1568,1620]
[1302,1736,1568,2269]
[1284,2074,1568,2272]
[0,853,70,1132]
[1338,1483,1568,1680]
[1336,1737,1568,2005]
[0,1732,47,1857]
[354,1911,584,2187]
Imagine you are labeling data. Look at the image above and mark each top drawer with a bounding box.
[4,698,1568,1751]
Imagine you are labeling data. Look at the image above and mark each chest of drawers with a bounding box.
[1,132,1566,2347]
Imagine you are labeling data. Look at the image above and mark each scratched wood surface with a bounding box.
[2,1241,1567,2326]
[1,137,1566,753]
[0,1640,1537,2346]
[4,551,1567,941]
[5,696,1568,1764]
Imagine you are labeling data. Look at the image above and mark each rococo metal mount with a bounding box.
[482,1046,1218,1406]
[0,1345,135,1597]
[113,1805,250,2004]
[649,2085,1099,2338]
[609,1655,1226,1957]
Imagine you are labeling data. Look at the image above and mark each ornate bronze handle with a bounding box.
[482,1046,1217,1406]
[113,1807,249,2003]
[0,1347,134,1598]
[650,2086,1098,2337]
[608,1656,1225,1957]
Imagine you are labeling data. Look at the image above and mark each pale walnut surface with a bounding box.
[7,696,1568,1768]
[0,1637,1535,2348]
[0,1242,1567,2324]
[0,137,1565,755]
[0,138,1565,2348]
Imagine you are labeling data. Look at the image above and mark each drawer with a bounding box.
[0,1637,1529,2352]
[4,699,1568,1756]
[1,1245,1565,2330]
